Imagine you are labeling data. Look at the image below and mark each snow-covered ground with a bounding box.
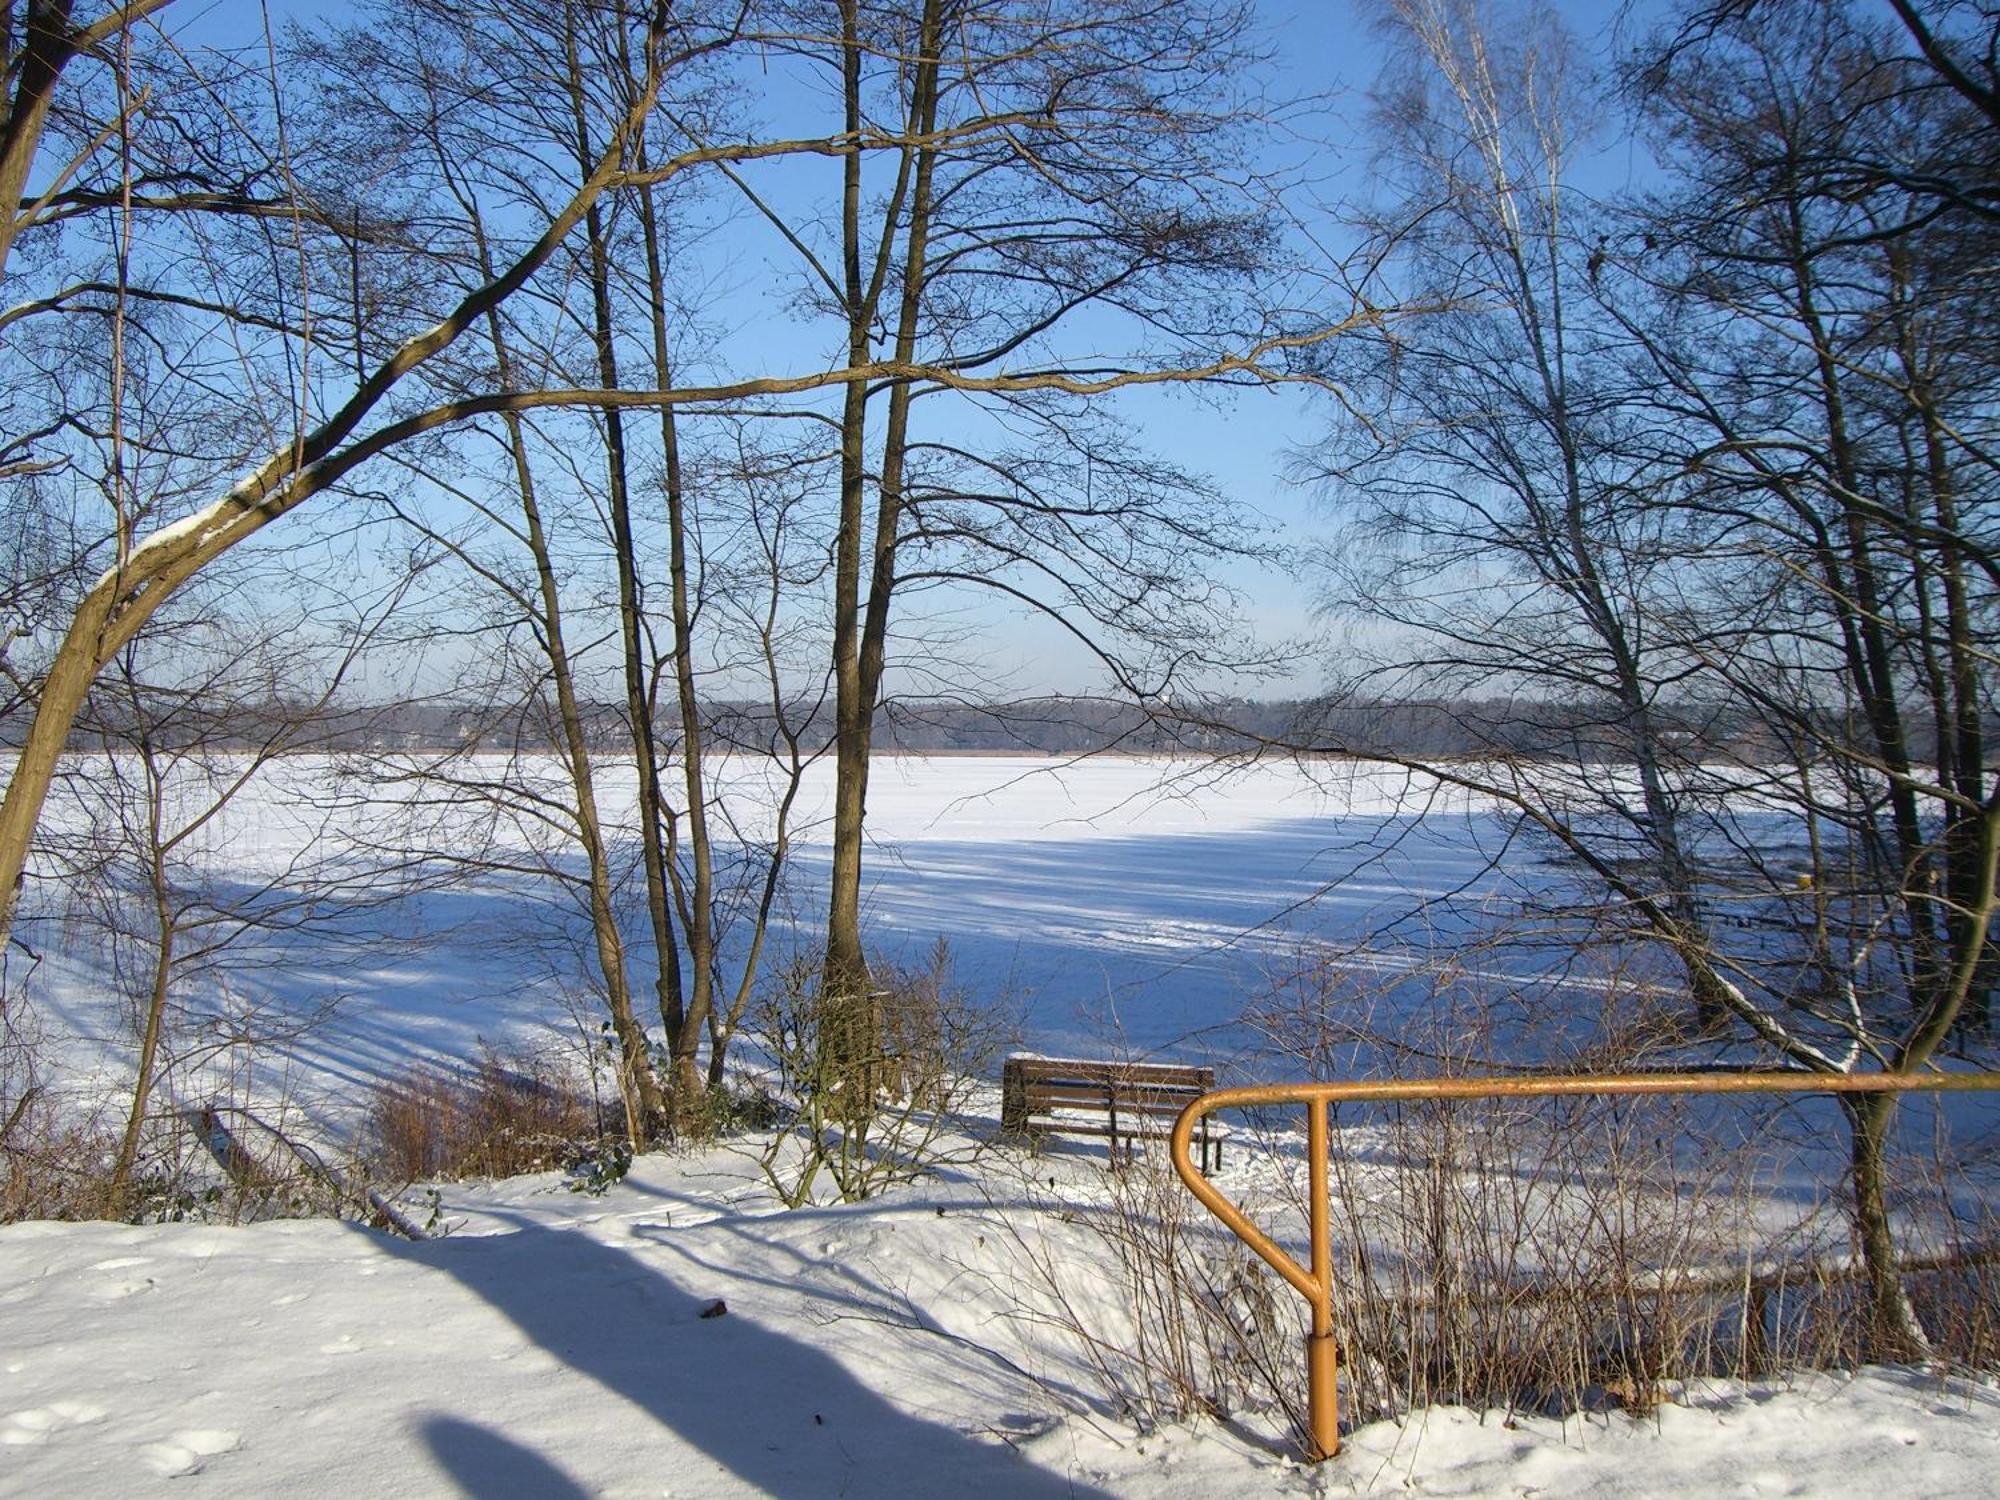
[8,753,2000,1496]
[3,1121,1997,1498]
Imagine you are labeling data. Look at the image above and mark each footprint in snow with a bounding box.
[87,1256,153,1272]
[2,1401,108,1445]
[140,1429,241,1478]
[88,1274,157,1301]
[1739,1467,1806,1495]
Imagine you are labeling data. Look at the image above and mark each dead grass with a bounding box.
[364,1044,612,1183]
[0,1094,120,1222]
[1243,964,2000,1428]
[1,1091,359,1226]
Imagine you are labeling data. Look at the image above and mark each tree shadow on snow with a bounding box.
[362,1217,1116,1498]
[418,1415,593,1499]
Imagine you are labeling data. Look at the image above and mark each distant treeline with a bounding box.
[22,691,1959,763]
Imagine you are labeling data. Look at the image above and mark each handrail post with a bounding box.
[1305,1094,1338,1459]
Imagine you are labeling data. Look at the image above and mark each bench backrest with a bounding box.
[1002,1056,1216,1129]
[1005,1056,1214,1090]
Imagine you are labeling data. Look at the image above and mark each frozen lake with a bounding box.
[16,753,1585,1125]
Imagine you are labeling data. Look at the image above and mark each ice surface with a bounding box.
[13,754,1545,1127]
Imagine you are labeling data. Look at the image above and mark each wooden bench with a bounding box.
[1000,1055,1225,1173]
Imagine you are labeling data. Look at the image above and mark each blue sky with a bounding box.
[153,0,1665,701]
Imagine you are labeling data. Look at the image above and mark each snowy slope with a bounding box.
[3,1134,1997,1498]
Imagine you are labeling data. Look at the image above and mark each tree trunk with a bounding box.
[821,0,880,1099]
[564,5,687,1117]
[0,588,120,946]
[1843,1091,1932,1360]
[821,0,945,1111]
[109,841,174,1211]
[465,190,667,1146]
[634,157,715,1111]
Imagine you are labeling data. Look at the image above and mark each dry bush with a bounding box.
[1,1092,357,1226]
[1320,1091,2000,1420]
[364,1044,613,1184]
[1320,1089,1776,1421]
[749,939,1014,1206]
[1226,959,2000,1435]
[1,1093,121,1221]
[983,1150,1310,1446]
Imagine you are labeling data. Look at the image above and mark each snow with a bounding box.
[3,1130,1997,1497]
[14,754,1529,1130]
[9,752,2000,1494]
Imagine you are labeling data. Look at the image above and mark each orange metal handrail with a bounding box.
[1169,1069,2000,1462]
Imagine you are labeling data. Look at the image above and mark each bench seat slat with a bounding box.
[1024,1102,1196,1120]
[1024,1120,1188,1141]
[1021,1085,1202,1108]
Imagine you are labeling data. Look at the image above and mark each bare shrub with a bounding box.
[0,1094,121,1222]
[1235,959,2000,1433]
[667,1071,786,1146]
[982,1149,1310,1446]
[1320,1089,1769,1421]
[1,1092,363,1227]
[749,939,1012,1206]
[364,1044,613,1184]
[1330,1093,2000,1419]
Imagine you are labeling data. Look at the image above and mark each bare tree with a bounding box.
[1303,0,1744,1026]
[0,3,687,946]
[0,0,1373,1168]
[304,0,839,1134]
[61,591,399,1210]
[705,0,1303,1089]
[1298,0,2000,1356]
[1613,0,2000,1352]
[0,0,1355,960]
